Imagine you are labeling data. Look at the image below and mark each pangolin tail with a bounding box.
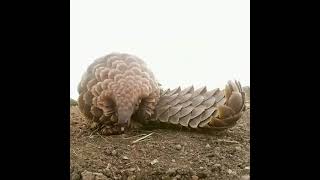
[151,80,246,130]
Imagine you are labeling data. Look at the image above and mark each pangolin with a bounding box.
[77,53,246,135]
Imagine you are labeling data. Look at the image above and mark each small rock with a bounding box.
[189,168,196,175]
[211,164,222,172]
[235,146,241,151]
[166,168,176,176]
[71,172,80,180]
[175,144,182,150]
[94,172,108,180]
[128,168,136,172]
[81,170,95,180]
[103,168,112,177]
[111,150,117,156]
[172,159,176,163]
[136,166,141,171]
[197,172,208,178]
[240,175,250,180]
[114,174,122,180]
[123,156,129,160]
[161,176,171,180]
[205,144,211,148]
[150,159,159,165]
[215,147,221,152]
[191,175,199,180]
[243,166,250,173]
[174,174,181,179]
[199,167,204,170]
[214,164,221,167]
[127,175,136,180]
[177,168,188,175]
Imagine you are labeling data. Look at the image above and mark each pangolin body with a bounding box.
[77,53,246,135]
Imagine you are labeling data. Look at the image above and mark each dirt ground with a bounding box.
[70,89,250,180]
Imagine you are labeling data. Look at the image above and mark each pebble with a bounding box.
[245,166,250,170]
[123,156,129,160]
[111,150,117,156]
[103,168,112,177]
[161,176,171,180]
[189,168,196,175]
[213,164,221,170]
[191,175,199,180]
[172,159,176,163]
[175,144,182,150]
[240,175,250,180]
[128,168,136,172]
[197,171,208,178]
[71,173,80,180]
[205,144,211,148]
[150,159,159,165]
[177,168,188,175]
[227,169,233,174]
[81,170,95,180]
[235,146,242,151]
[166,168,176,175]
[127,175,136,180]
[106,163,111,169]
[94,173,108,180]
[199,167,204,170]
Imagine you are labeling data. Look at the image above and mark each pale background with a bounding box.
[70,0,250,99]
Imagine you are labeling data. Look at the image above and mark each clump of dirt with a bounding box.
[70,97,250,180]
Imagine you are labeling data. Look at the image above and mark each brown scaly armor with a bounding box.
[77,53,246,135]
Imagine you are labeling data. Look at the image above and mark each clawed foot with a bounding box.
[89,120,143,136]
[99,125,126,135]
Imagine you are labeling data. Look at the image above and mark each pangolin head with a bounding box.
[78,53,160,128]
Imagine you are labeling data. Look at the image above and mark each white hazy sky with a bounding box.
[70,0,250,99]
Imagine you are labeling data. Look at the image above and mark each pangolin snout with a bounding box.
[117,106,134,126]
